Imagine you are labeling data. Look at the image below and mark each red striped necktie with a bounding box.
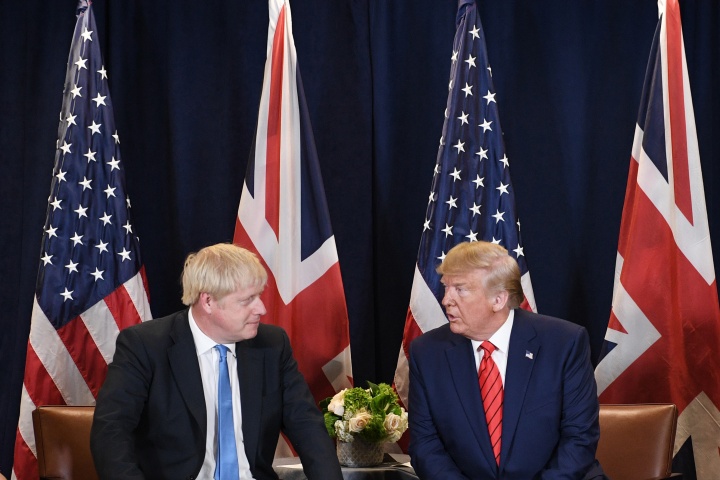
[478,341,503,465]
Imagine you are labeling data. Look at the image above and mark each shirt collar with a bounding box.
[188,308,237,358]
[471,309,515,354]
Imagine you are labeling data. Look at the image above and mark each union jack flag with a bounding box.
[594,1,720,478]
[393,0,536,413]
[12,2,151,478]
[233,0,352,409]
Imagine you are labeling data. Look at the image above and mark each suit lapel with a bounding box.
[168,312,206,433]
[237,339,264,465]
[445,335,498,473]
[501,310,538,469]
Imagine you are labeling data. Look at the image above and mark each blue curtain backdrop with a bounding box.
[1,0,718,473]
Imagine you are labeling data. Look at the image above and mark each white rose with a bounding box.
[328,389,347,416]
[348,410,373,432]
[384,410,408,434]
[384,413,402,432]
[387,430,403,443]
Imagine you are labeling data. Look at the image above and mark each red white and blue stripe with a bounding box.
[595,1,720,478]
[234,0,353,406]
[12,2,151,478]
[394,0,536,412]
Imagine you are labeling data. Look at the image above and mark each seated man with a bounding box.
[409,241,606,479]
[91,243,342,480]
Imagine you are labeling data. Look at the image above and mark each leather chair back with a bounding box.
[597,403,678,480]
[32,405,99,480]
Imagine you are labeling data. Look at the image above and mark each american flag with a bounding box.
[594,1,720,478]
[12,2,151,478]
[233,0,352,413]
[393,0,536,412]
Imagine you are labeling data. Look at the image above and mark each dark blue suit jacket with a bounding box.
[408,309,605,479]
[90,310,341,480]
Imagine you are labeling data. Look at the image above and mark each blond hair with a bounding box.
[181,243,267,306]
[437,241,524,309]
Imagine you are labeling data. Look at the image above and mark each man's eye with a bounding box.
[241,295,257,305]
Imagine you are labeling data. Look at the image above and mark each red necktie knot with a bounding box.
[480,340,496,356]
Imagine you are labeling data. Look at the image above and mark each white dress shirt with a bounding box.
[188,309,255,479]
[471,309,514,386]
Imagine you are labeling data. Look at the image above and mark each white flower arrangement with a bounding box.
[320,382,408,444]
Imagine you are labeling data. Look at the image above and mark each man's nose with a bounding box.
[254,298,267,316]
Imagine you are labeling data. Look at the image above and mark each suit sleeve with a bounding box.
[408,341,471,480]
[276,330,344,480]
[90,327,150,480]
[539,327,601,480]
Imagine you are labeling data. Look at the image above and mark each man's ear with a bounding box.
[198,292,213,313]
[491,290,509,312]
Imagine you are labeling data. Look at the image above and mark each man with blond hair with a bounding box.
[91,243,342,480]
[409,241,606,479]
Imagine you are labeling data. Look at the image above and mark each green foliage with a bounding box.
[343,388,372,414]
[358,416,387,443]
[324,412,338,438]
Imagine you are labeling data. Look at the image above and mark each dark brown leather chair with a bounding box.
[32,405,99,480]
[597,403,680,480]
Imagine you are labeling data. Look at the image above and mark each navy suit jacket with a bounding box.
[408,309,605,479]
[90,310,342,480]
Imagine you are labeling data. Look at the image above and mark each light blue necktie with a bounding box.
[214,345,239,480]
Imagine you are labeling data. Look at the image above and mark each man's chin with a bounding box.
[448,321,464,334]
[237,323,260,341]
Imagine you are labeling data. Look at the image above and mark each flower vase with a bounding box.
[336,437,384,467]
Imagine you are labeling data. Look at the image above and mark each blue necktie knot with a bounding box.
[218,346,228,363]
